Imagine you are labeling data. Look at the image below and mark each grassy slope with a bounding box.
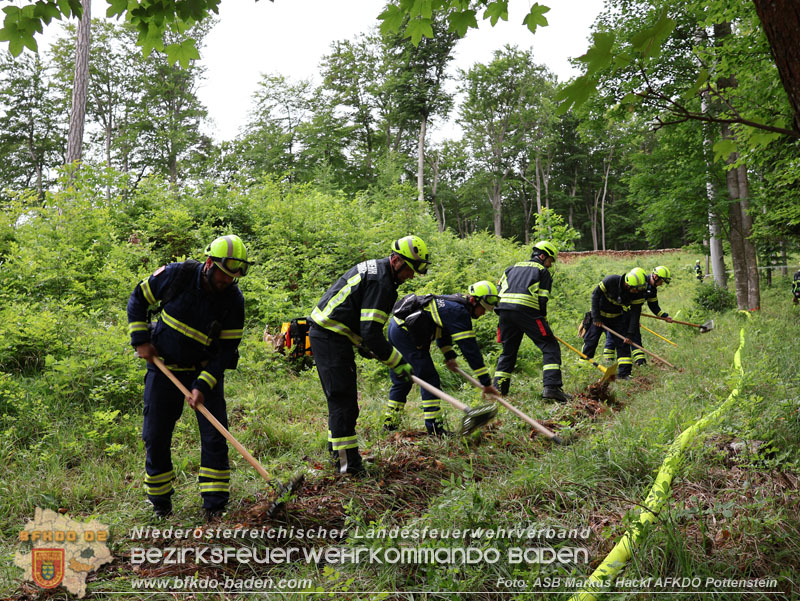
[2,253,799,600]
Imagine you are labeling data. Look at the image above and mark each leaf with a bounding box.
[8,37,23,57]
[106,0,128,19]
[556,75,597,114]
[166,39,200,69]
[405,17,433,46]
[409,0,432,20]
[712,137,737,162]
[630,9,675,59]
[483,1,508,27]
[22,33,37,52]
[448,9,477,37]
[747,129,782,149]
[576,32,615,75]
[683,68,709,101]
[522,3,549,34]
[378,4,405,36]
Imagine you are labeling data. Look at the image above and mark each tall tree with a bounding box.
[65,0,90,164]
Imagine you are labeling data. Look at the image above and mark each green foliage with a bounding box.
[693,282,736,313]
[531,208,580,251]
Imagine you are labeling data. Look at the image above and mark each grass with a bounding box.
[2,253,799,600]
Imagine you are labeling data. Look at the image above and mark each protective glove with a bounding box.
[394,362,413,383]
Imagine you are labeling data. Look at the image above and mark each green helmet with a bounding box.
[205,234,251,277]
[532,240,558,261]
[468,280,500,312]
[653,265,672,284]
[625,267,647,289]
[391,235,430,274]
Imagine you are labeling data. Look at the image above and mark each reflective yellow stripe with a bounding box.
[318,272,362,320]
[328,433,358,451]
[199,467,230,478]
[383,348,402,368]
[600,310,622,318]
[631,298,645,305]
[162,311,211,346]
[618,357,633,365]
[426,301,443,327]
[539,288,550,298]
[140,279,157,305]
[145,482,174,495]
[198,371,217,389]
[144,470,175,484]
[219,329,243,340]
[361,308,388,323]
[543,363,561,371]
[451,330,475,341]
[386,400,405,410]
[473,366,489,377]
[128,321,148,334]
[494,371,512,379]
[199,483,230,493]
[310,307,361,346]
[439,345,453,354]
[499,293,540,309]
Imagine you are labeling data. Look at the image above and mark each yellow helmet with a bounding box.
[468,280,500,312]
[205,234,252,277]
[391,235,430,274]
[624,267,647,290]
[533,240,558,261]
[653,265,672,283]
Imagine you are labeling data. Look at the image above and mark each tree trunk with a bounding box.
[752,0,800,131]
[534,156,542,214]
[737,164,761,309]
[726,165,749,308]
[708,209,727,287]
[417,115,427,204]
[66,0,91,165]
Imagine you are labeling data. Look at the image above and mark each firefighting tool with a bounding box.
[454,367,563,444]
[641,312,714,333]
[554,334,618,384]
[411,375,497,436]
[640,323,678,346]
[600,324,677,368]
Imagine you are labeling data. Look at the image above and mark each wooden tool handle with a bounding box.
[600,325,677,369]
[152,356,272,482]
[411,375,469,412]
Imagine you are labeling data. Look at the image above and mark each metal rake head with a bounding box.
[459,403,498,436]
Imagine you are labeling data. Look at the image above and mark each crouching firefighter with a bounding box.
[383,281,502,436]
[309,236,428,476]
[493,240,570,403]
[127,235,251,519]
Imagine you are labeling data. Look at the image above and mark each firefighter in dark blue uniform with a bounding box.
[493,241,570,403]
[602,265,673,365]
[793,269,800,305]
[581,267,647,381]
[128,235,250,519]
[383,281,502,435]
[695,260,703,281]
[309,236,427,475]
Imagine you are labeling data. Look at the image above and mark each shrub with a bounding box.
[693,283,737,312]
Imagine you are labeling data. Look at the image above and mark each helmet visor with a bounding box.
[479,294,500,311]
[212,256,252,277]
[405,257,430,275]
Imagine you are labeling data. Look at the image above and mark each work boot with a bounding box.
[635,359,647,366]
[153,504,172,518]
[204,507,225,522]
[542,387,571,403]
[332,447,365,476]
[425,419,450,437]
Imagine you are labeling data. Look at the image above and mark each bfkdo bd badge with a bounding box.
[32,548,65,589]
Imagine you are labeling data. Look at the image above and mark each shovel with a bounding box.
[554,335,618,384]
[152,356,305,498]
[411,375,497,436]
[453,367,564,444]
[641,313,714,333]
[600,324,677,369]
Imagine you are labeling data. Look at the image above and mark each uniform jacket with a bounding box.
[643,278,669,317]
[127,261,245,398]
[310,257,402,368]
[496,256,552,317]
[591,274,643,336]
[393,295,491,386]
[793,271,800,297]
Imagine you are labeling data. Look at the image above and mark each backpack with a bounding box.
[280,318,312,359]
[146,259,202,326]
[578,311,593,338]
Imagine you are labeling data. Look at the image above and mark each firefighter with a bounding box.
[493,240,570,403]
[581,267,647,381]
[309,235,427,476]
[695,259,703,282]
[383,281,502,435]
[793,268,800,305]
[128,235,250,520]
[602,265,674,366]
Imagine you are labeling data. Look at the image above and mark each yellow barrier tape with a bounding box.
[569,319,747,601]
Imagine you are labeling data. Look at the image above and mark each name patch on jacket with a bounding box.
[358,260,378,275]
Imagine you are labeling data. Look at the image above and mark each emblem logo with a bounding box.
[32,548,65,589]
